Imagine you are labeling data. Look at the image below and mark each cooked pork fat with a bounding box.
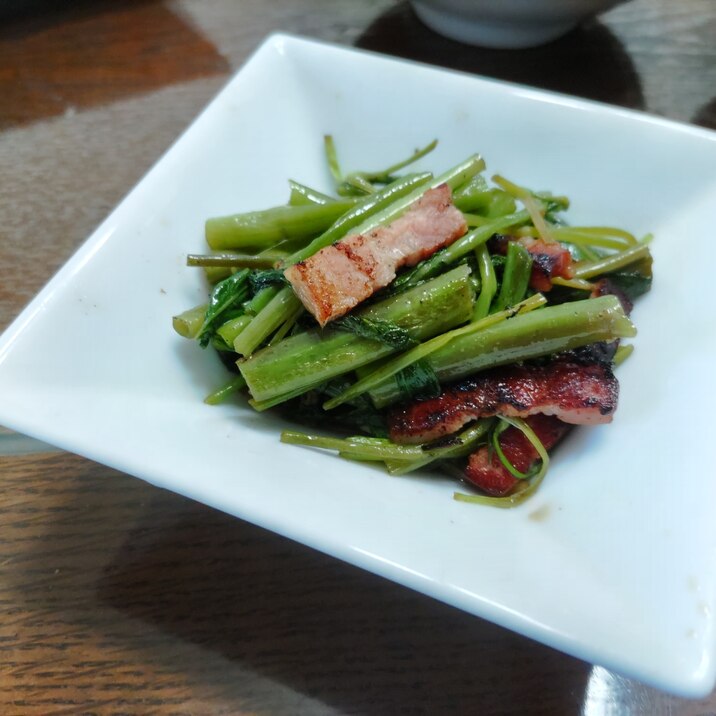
[284,184,467,326]
[489,234,573,292]
[388,358,618,445]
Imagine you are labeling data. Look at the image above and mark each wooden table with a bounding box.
[1,1,715,713]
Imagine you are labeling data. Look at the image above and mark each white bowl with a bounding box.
[411,0,626,48]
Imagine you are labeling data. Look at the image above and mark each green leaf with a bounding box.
[249,269,288,295]
[600,270,652,300]
[334,315,417,350]
[198,269,251,347]
[394,360,441,402]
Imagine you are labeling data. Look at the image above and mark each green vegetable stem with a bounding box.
[240,264,475,409]
[369,295,636,407]
[284,172,433,266]
[205,200,355,251]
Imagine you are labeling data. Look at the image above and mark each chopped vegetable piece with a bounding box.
[240,264,475,407]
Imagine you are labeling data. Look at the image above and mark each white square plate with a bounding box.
[1,34,715,697]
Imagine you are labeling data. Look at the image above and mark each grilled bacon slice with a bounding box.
[464,414,570,496]
[489,234,573,292]
[284,184,467,327]
[388,358,618,445]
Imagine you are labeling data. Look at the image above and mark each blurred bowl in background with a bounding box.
[410,0,627,48]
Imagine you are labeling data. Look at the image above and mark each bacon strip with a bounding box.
[388,358,618,445]
[489,234,573,292]
[465,414,570,496]
[284,185,467,326]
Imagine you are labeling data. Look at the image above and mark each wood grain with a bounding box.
[1,453,714,714]
[0,0,229,128]
[1,0,716,713]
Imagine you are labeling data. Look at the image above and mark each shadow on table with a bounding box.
[355,2,644,110]
[95,497,588,714]
[0,0,150,26]
[0,0,203,27]
[693,97,716,131]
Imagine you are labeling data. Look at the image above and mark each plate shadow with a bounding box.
[356,2,644,110]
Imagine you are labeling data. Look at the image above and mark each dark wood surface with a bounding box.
[1,1,715,713]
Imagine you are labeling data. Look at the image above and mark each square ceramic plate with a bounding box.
[1,34,715,697]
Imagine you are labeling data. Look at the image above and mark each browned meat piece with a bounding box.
[590,277,634,315]
[489,234,573,292]
[388,358,618,445]
[465,414,570,496]
[284,184,467,326]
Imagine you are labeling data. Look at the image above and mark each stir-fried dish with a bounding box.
[173,138,652,506]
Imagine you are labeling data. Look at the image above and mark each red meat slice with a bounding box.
[465,414,570,496]
[388,359,618,445]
